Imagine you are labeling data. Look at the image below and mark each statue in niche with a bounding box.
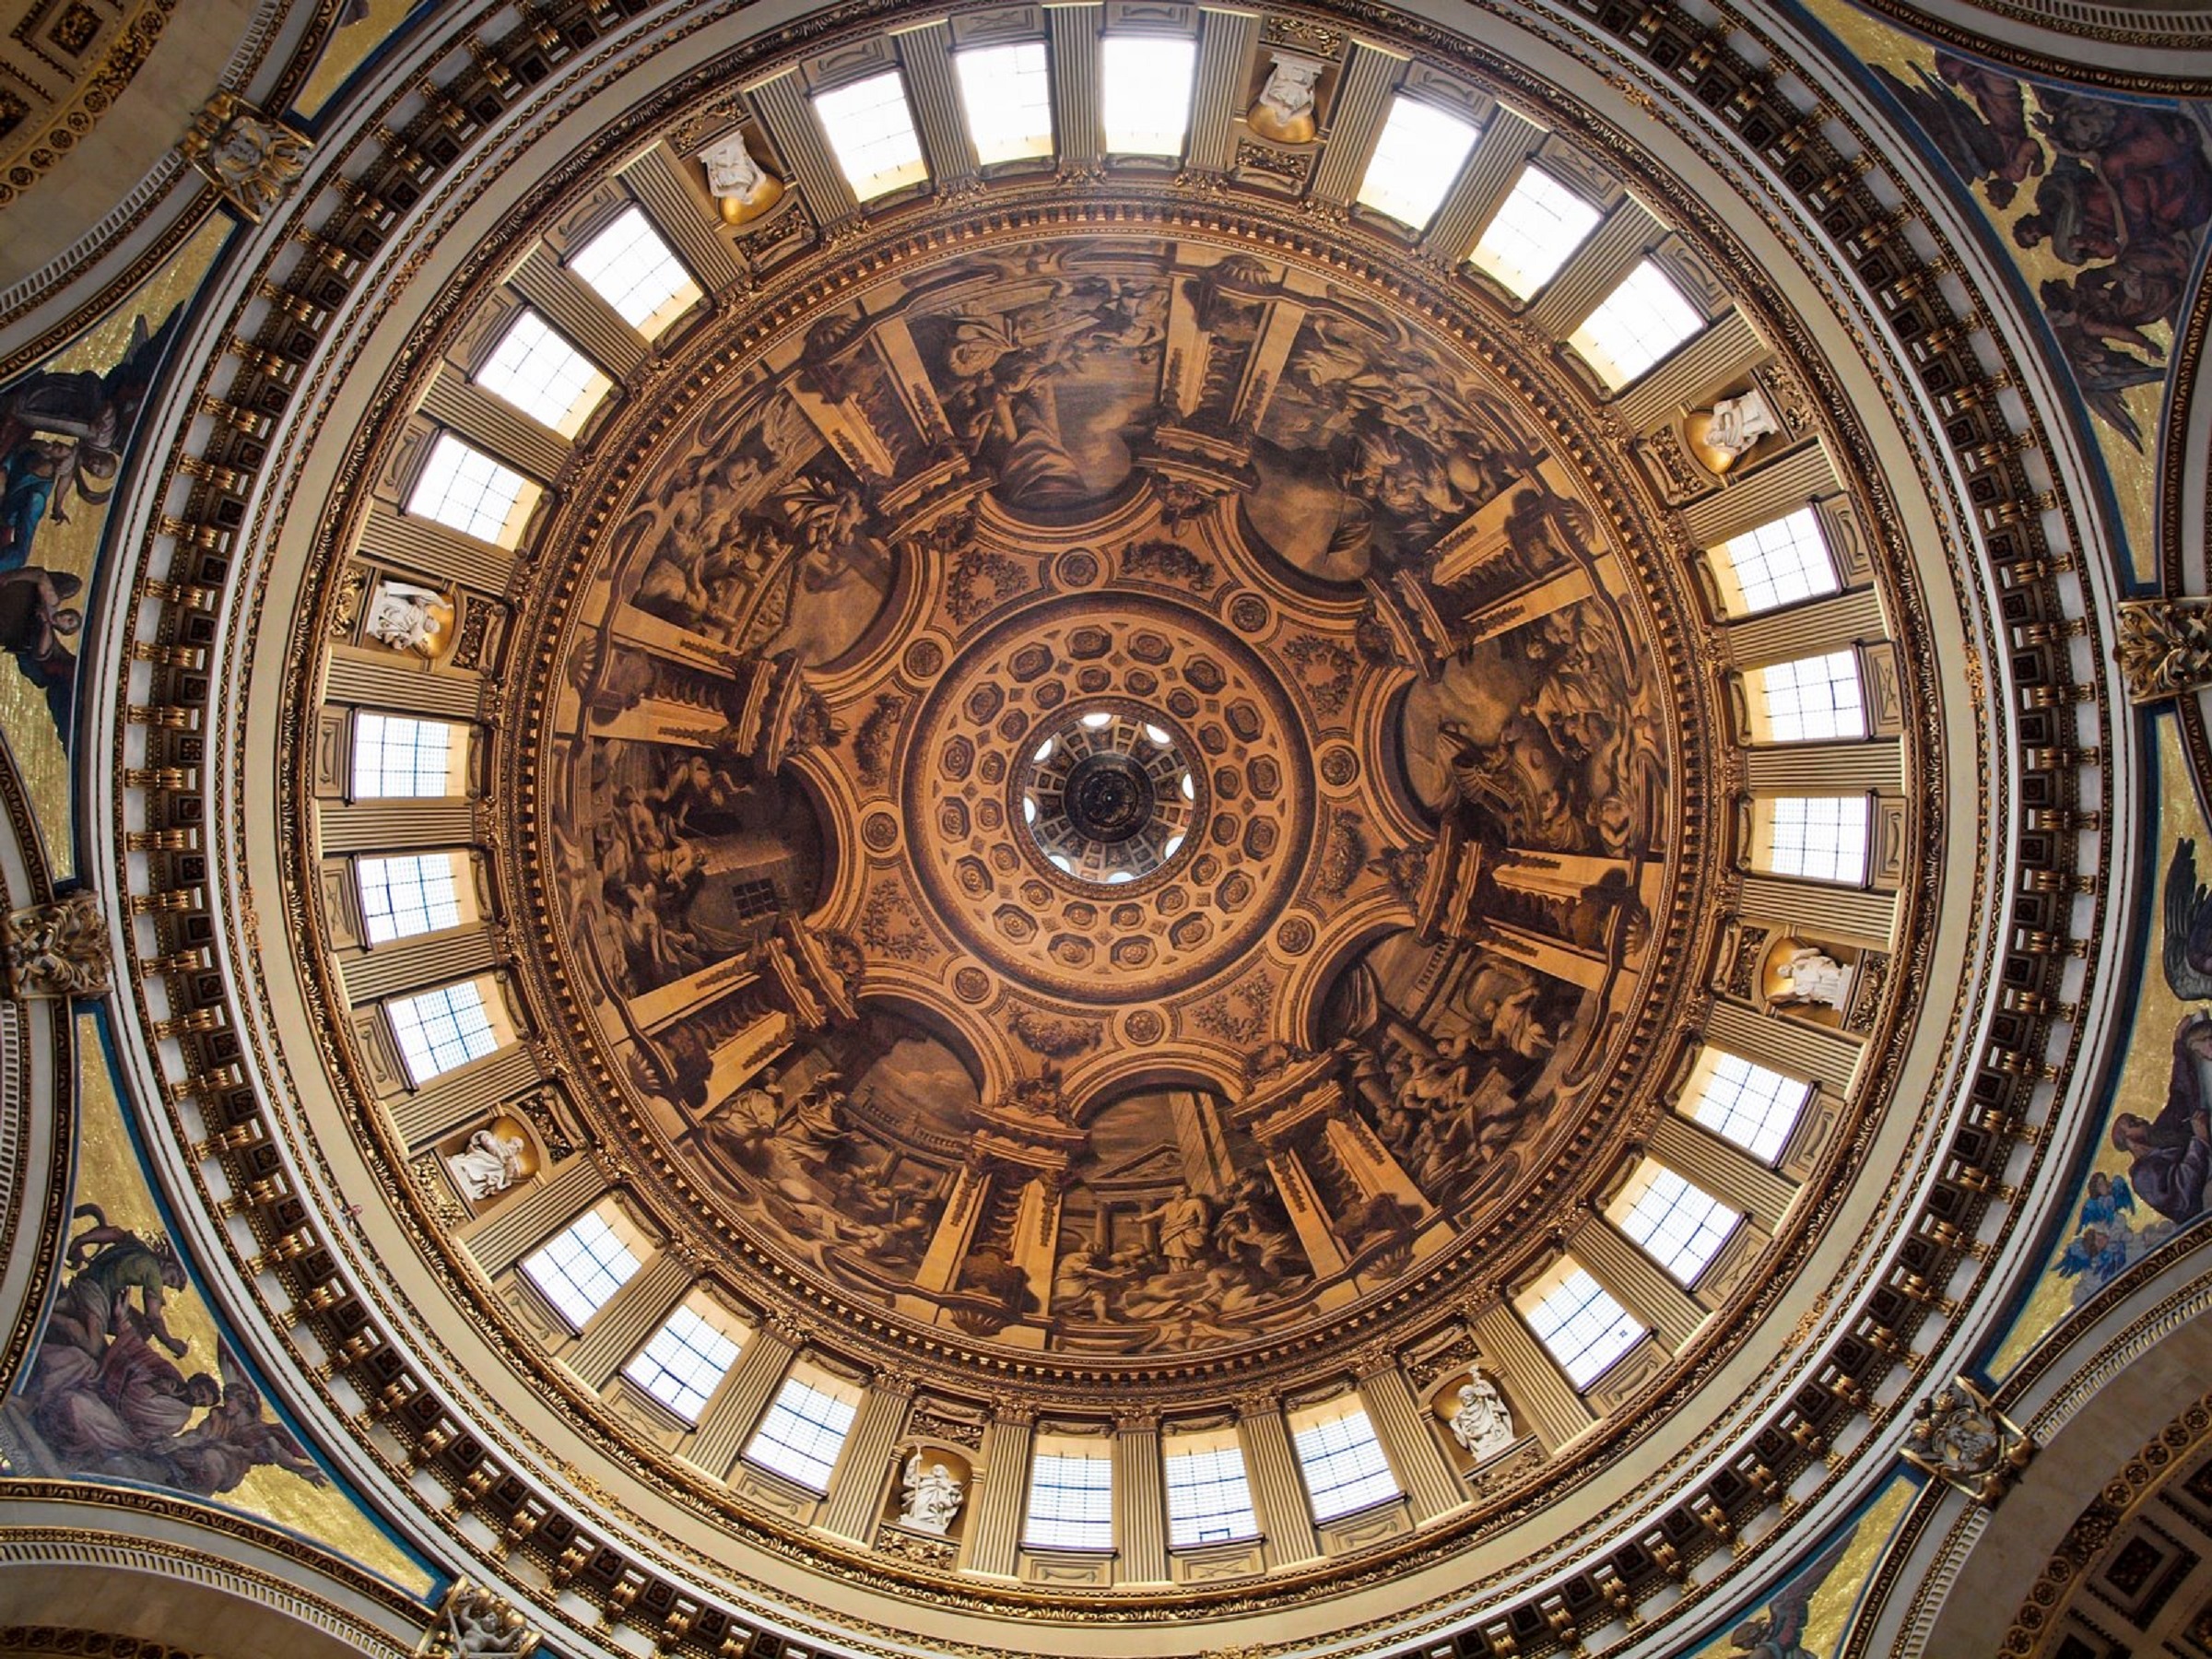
[1248,55,1324,144]
[898,1451,965,1534]
[697,128,784,225]
[445,1125,529,1202]
[1685,386,1781,475]
[364,579,452,654]
[1447,1361,1516,1461]
[1771,944,1853,1011]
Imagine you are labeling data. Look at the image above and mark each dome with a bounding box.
[0,0,2188,1654]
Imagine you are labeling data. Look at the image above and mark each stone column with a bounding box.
[891,20,978,187]
[344,927,499,1006]
[324,648,485,721]
[1304,41,1406,203]
[461,1155,603,1276]
[744,71,858,221]
[1704,998,1863,1091]
[1185,7,1259,173]
[569,1251,692,1387]
[1236,1400,1321,1565]
[316,795,475,856]
[1114,1418,1169,1582]
[1648,1112,1796,1231]
[1355,1359,1465,1524]
[960,1414,1034,1578]
[388,1043,536,1147]
[1046,5,1102,166]
[1524,198,1655,339]
[688,1325,797,1477]
[1468,1301,1591,1449]
[1568,1215,1705,1351]
[817,1378,914,1542]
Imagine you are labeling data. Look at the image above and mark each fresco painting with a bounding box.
[0,1015,429,1591]
[1994,715,2211,1374]
[0,217,229,875]
[1688,1479,1912,1659]
[536,236,1668,1357]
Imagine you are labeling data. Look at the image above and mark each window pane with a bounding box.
[522,1208,641,1330]
[624,1303,743,1423]
[746,1378,858,1491]
[1164,1442,1259,1547]
[407,432,535,546]
[388,979,501,1085]
[1754,650,1865,743]
[351,712,459,798]
[1290,1406,1398,1521]
[474,310,611,436]
[1468,165,1603,298]
[1355,96,1479,231]
[956,42,1053,165]
[1568,259,1703,387]
[814,70,929,201]
[1101,36,1195,156]
[569,205,700,335]
[1712,507,1839,617]
[1523,1265,1644,1388]
[1765,794,1869,885]
[1611,1162,1738,1284]
[1688,1051,1810,1164]
[358,853,465,943]
[1023,1450,1114,1549]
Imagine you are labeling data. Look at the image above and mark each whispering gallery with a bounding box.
[0,0,2210,1654]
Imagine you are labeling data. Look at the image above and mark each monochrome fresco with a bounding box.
[539,235,1670,1356]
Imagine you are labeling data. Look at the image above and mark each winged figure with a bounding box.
[2164,840,2212,1001]
[1729,1532,1854,1659]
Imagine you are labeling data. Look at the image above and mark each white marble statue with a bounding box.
[698,129,782,224]
[1702,387,1781,460]
[1447,1362,1516,1461]
[899,1452,964,1534]
[1774,945,1853,1011]
[446,1126,528,1202]
[365,579,449,653]
[1248,55,1324,143]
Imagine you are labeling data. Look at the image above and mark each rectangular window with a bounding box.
[1354,96,1480,231]
[1467,165,1603,299]
[1289,1402,1399,1522]
[1519,1261,1645,1388]
[1711,507,1840,617]
[474,310,612,437]
[1567,259,1704,388]
[1163,1438,1260,1547]
[956,42,1053,165]
[1023,1447,1115,1550]
[623,1300,746,1423]
[1608,1160,1740,1285]
[1100,36,1195,156]
[746,1376,859,1492]
[1762,794,1870,885]
[522,1206,643,1330]
[813,70,929,201]
[1751,650,1865,744]
[350,712,463,798]
[387,977,502,1086]
[358,852,466,944]
[568,204,701,336]
[1686,1050,1811,1164]
[406,431,539,547]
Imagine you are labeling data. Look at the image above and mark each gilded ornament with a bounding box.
[180,93,310,222]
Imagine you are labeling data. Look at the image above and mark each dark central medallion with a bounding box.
[1064,752,1155,844]
[1020,706,1198,887]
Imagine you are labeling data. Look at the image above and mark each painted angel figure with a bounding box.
[899,1451,964,1534]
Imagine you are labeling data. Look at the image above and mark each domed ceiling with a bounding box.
[48,0,2123,1648]
[523,226,1699,1371]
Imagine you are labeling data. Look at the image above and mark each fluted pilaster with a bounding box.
[571,1251,691,1386]
[961,1416,1034,1577]
[390,1043,536,1148]
[1305,41,1404,203]
[688,1326,797,1477]
[1114,1421,1168,1581]
[817,1379,914,1541]
[1355,1361,1464,1524]
[462,1155,603,1276]
[1236,1404,1321,1564]
[1649,1111,1797,1230]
